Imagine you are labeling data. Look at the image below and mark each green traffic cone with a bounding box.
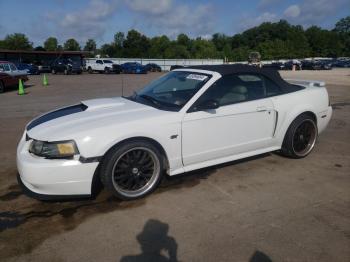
[42,74,48,86]
[18,79,25,95]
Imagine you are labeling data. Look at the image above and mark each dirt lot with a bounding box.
[0,69,349,262]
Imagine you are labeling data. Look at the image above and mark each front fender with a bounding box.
[75,122,183,173]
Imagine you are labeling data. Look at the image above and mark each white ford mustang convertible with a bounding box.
[17,65,332,200]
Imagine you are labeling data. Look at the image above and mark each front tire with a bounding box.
[100,141,164,200]
[281,114,318,158]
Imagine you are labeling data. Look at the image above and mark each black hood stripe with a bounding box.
[26,104,87,131]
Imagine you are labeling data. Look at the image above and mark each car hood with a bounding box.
[26,97,165,141]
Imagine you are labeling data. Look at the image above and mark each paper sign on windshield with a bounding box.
[186,74,208,81]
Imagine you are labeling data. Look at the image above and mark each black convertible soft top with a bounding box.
[181,64,304,93]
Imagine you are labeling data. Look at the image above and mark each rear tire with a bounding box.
[281,114,318,158]
[100,141,164,200]
[88,67,93,74]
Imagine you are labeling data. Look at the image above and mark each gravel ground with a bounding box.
[0,69,349,262]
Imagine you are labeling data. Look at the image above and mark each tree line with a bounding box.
[0,17,349,61]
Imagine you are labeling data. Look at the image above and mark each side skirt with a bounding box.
[170,146,280,176]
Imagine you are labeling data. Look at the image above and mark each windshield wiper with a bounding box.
[139,94,162,108]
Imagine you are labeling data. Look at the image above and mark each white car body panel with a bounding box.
[17,68,332,196]
[182,98,276,166]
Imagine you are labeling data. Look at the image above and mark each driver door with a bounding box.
[182,73,277,166]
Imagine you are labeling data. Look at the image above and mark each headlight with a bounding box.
[29,140,79,159]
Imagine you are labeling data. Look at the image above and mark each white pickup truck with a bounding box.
[85,59,121,74]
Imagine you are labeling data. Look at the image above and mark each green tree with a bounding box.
[44,37,58,51]
[212,33,232,60]
[334,16,350,34]
[306,26,343,57]
[149,35,171,58]
[191,38,218,58]
[334,16,350,56]
[100,43,114,57]
[231,46,251,61]
[34,46,46,51]
[63,38,81,51]
[83,39,97,57]
[1,33,33,50]
[112,32,125,57]
[123,30,150,57]
[164,43,190,59]
[84,39,97,52]
[177,34,191,49]
[114,32,125,48]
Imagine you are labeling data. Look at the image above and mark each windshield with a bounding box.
[129,71,211,111]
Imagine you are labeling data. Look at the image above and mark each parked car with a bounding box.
[0,61,28,93]
[284,60,302,70]
[145,63,162,72]
[33,61,51,73]
[85,59,121,74]
[0,61,29,78]
[17,65,332,200]
[332,60,350,68]
[262,62,285,70]
[319,60,332,70]
[302,60,332,70]
[51,58,82,74]
[121,62,147,74]
[16,63,40,75]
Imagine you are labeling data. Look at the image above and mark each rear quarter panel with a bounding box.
[271,86,330,146]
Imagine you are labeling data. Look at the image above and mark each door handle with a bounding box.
[256,106,267,112]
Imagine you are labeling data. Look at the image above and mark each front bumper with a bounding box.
[17,134,99,199]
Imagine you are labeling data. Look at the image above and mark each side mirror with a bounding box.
[196,99,220,111]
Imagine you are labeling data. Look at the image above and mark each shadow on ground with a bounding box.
[0,153,271,259]
[119,219,273,262]
[120,219,178,262]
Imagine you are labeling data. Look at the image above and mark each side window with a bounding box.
[96,60,102,64]
[3,64,11,71]
[9,63,17,71]
[192,73,266,110]
[264,76,281,96]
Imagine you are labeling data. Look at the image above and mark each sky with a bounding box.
[0,0,349,47]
